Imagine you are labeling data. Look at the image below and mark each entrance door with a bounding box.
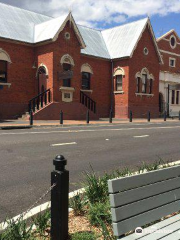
[38,66,47,94]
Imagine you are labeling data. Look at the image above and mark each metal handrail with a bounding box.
[80,90,96,114]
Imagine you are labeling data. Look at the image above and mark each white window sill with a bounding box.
[0,82,11,88]
[81,89,93,93]
[135,93,154,97]
[59,86,75,92]
[114,91,124,94]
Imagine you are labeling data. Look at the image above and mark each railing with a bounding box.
[29,88,51,113]
[80,90,96,114]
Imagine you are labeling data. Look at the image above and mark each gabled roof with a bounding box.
[101,18,148,59]
[0,3,162,62]
[0,2,52,43]
[157,29,180,42]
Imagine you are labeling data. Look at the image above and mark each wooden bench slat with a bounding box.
[139,219,180,240]
[111,188,180,222]
[110,177,180,207]
[122,214,180,240]
[112,200,180,236]
[108,165,180,193]
[161,229,180,240]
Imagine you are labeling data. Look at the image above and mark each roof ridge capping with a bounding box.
[101,17,149,33]
[0,1,53,19]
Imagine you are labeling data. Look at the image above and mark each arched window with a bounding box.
[81,64,93,90]
[114,67,125,91]
[0,49,11,83]
[135,72,141,93]
[0,61,7,83]
[60,54,74,88]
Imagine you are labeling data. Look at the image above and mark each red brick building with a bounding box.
[157,30,180,117]
[0,3,162,120]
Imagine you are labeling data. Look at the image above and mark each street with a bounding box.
[0,121,180,222]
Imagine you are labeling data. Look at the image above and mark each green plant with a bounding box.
[32,209,50,236]
[88,201,111,227]
[69,192,85,216]
[0,218,34,240]
[83,166,109,204]
[71,231,96,240]
[96,217,116,240]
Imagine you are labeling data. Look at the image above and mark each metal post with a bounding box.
[109,109,112,123]
[86,110,89,124]
[129,111,133,122]
[164,111,167,121]
[30,111,33,126]
[51,155,69,240]
[60,111,63,125]
[148,111,151,122]
[179,111,180,121]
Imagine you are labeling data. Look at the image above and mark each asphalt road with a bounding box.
[0,121,180,222]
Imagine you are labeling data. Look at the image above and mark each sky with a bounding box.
[0,0,180,38]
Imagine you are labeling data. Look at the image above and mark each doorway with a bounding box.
[38,66,47,94]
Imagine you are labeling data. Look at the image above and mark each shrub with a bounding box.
[88,201,111,227]
[69,192,85,216]
[71,231,96,240]
[33,209,50,236]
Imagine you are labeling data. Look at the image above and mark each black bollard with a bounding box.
[148,111,151,122]
[164,111,167,121]
[51,155,69,240]
[179,111,180,121]
[86,110,89,124]
[129,111,133,122]
[60,110,63,125]
[30,110,33,126]
[109,109,113,123]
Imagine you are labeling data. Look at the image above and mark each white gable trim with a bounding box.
[130,19,163,64]
[52,13,86,49]
[157,29,180,42]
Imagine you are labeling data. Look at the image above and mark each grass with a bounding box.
[0,159,174,240]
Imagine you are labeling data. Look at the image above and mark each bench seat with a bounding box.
[122,213,180,240]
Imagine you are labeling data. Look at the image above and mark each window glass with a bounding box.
[176,91,179,105]
[169,59,175,67]
[136,77,140,93]
[149,79,153,94]
[171,37,175,47]
[63,63,71,87]
[172,90,175,104]
[142,74,147,93]
[0,61,7,83]
[82,72,91,90]
[116,75,123,91]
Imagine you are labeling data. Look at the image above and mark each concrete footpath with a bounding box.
[0,118,179,129]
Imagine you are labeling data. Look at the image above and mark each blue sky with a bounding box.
[0,0,179,38]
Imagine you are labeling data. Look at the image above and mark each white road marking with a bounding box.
[1,125,180,135]
[51,142,77,147]
[134,135,149,138]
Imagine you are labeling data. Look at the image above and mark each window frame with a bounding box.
[176,91,179,105]
[0,60,8,83]
[82,72,91,90]
[169,58,176,67]
[116,75,123,91]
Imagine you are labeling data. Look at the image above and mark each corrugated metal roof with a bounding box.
[101,18,148,59]
[0,2,52,43]
[34,16,66,43]
[78,25,110,59]
[0,3,150,60]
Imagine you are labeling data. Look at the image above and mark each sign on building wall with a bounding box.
[58,70,73,80]
[169,84,180,90]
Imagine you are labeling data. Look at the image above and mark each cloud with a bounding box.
[1,0,180,27]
